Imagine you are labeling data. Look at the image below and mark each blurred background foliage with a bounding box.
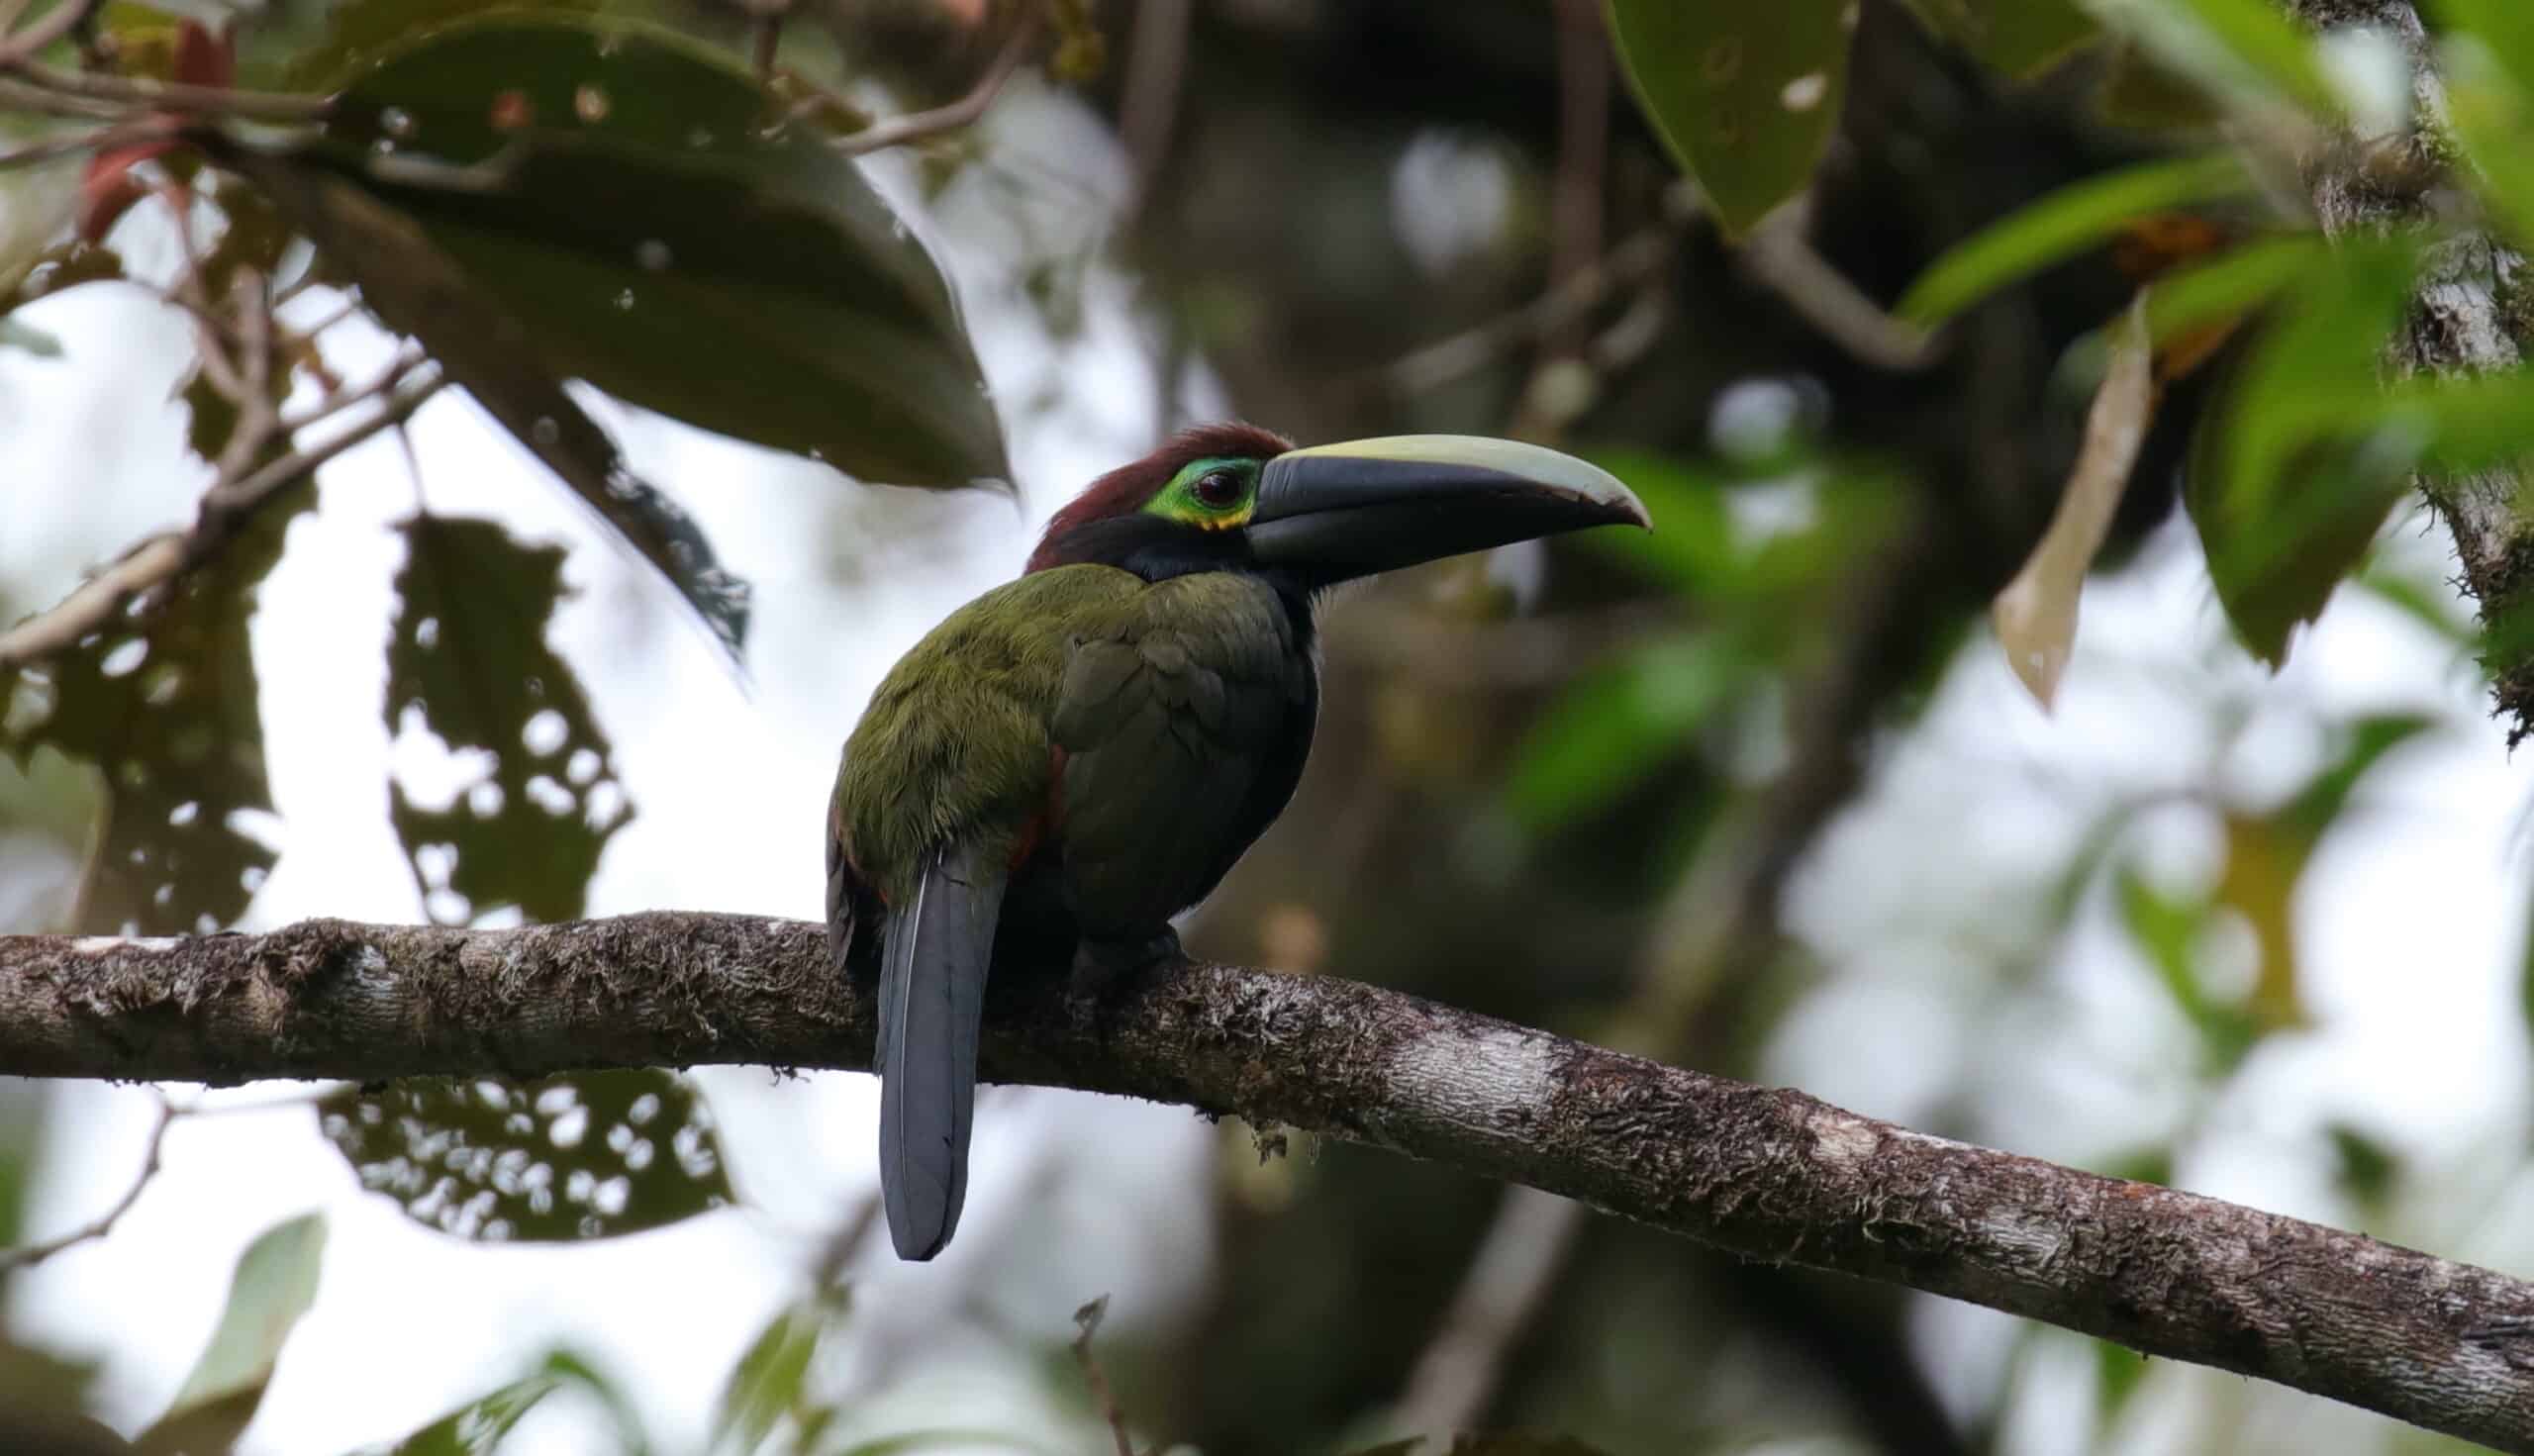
[6,0,2534,1452]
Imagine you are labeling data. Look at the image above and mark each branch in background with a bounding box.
[1740,192,1939,373]
[5,916,2534,1450]
[2282,0,2534,736]
[1393,1183,1584,1434]
[1115,0,1189,218]
[0,1092,171,1271]
[0,362,443,670]
[1382,199,1691,398]
[1071,1297,1140,1456]
[826,1,1040,157]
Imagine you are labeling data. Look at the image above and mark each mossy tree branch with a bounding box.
[0,915,2531,1449]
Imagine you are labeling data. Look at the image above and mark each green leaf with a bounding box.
[710,1295,839,1456]
[2439,35,2534,250]
[136,1213,328,1456]
[1575,450,1739,594]
[2087,0,2338,118]
[828,1435,1054,1456]
[1605,0,1853,238]
[385,515,629,924]
[303,14,1008,492]
[535,1350,652,1456]
[2186,243,2417,665]
[2138,233,2326,348]
[2095,1340,2149,1421]
[319,1069,731,1241]
[2435,0,2534,95]
[2114,866,2255,1071]
[1506,631,1754,831]
[1900,0,2103,78]
[2327,1121,2398,1213]
[378,1374,561,1456]
[229,153,751,660]
[2283,713,2432,836]
[0,482,309,935]
[1897,151,2252,327]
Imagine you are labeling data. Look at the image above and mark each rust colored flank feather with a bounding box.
[1025,423,1295,573]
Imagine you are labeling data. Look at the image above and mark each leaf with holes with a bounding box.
[1606,0,1853,237]
[0,486,306,935]
[321,1071,731,1241]
[386,514,628,925]
[135,1213,327,1456]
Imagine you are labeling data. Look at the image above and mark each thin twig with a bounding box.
[1115,0,1188,216]
[0,0,96,65]
[0,364,443,669]
[1383,198,1690,396]
[1070,1296,1136,1456]
[0,1093,174,1272]
[1739,192,1940,373]
[0,117,168,170]
[209,268,277,484]
[2,57,329,122]
[828,1,1039,156]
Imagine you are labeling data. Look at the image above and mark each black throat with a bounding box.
[1042,514,1319,649]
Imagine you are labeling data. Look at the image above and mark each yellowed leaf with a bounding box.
[1994,293,2161,709]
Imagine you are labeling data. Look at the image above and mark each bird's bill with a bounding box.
[1245,435,1650,581]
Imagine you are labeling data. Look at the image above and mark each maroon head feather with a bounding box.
[1025,423,1295,573]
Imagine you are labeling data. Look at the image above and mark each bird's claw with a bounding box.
[1067,927,1186,1022]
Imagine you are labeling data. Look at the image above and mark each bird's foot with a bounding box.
[1067,928,1186,1020]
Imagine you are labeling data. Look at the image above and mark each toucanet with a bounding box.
[827,424,1649,1260]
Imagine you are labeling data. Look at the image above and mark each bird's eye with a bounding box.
[1192,469,1244,509]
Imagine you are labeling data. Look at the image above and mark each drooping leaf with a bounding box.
[135,1213,328,1456]
[2185,242,2416,665]
[1605,0,1854,238]
[1993,294,2158,709]
[2114,865,2256,1071]
[710,1295,843,1456]
[1896,152,2251,327]
[229,153,751,660]
[385,515,628,924]
[536,1349,654,1456]
[286,13,1009,494]
[375,1374,562,1456]
[1900,0,2102,78]
[319,1070,731,1241]
[2327,1121,2398,1213]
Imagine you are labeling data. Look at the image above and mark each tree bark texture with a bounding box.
[2287,0,2534,737]
[1,916,2532,1450]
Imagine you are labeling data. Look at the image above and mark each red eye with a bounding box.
[1193,469,1243,509]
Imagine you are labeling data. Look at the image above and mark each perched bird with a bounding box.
[827,424,1648,1260]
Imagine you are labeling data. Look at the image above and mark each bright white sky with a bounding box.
[3,76,2533,1456]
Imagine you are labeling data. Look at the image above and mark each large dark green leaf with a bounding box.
[2185,243,2416,665]
[320,1070,731,1241]
[385,514,628,924]
[290,13,1008,493]
[1605,0,1853,238]
[135,1213,328,1456]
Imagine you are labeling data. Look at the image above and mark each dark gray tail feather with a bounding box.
[877,840,1007,1261]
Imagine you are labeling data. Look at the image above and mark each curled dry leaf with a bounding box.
[1993,293,2159,710]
